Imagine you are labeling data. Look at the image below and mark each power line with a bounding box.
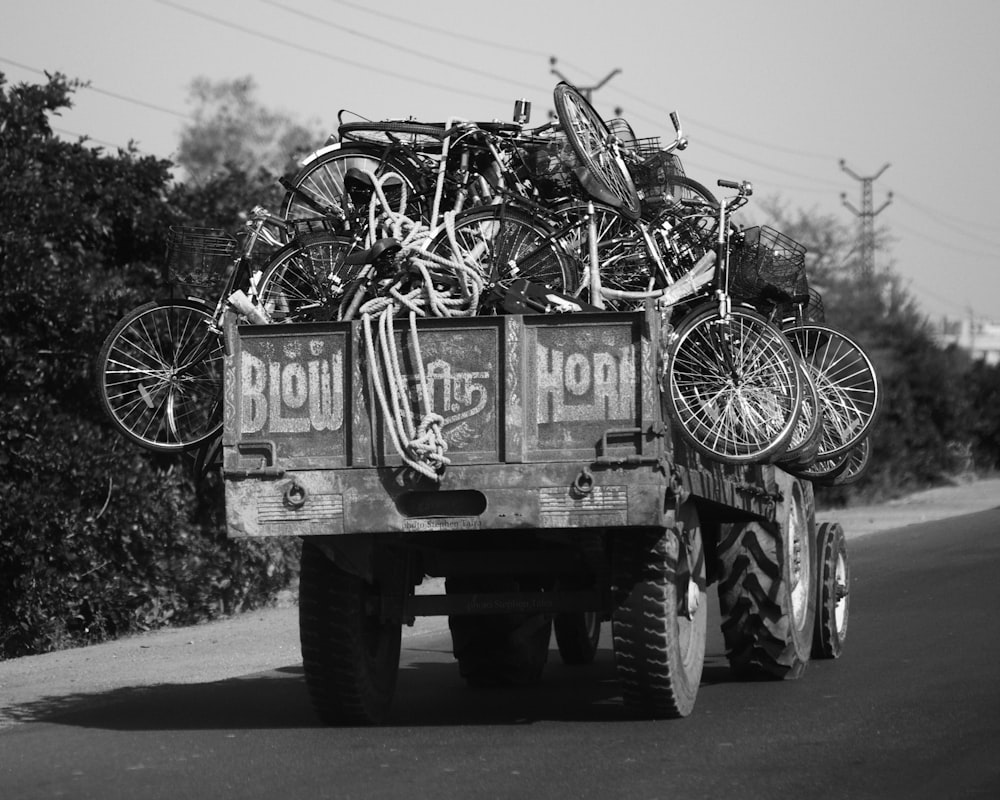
[607,82,839,163]
[891,219,1000,260]
[152,0,514,105]
[893,192,1000,245]
[261,0,548,97]
[0,55,191,120]
[52,126,134,151]
[324,0,550,59]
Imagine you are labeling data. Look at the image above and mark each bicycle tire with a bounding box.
[553,82,642,220]
[546,201,660,310]
[96,298,223,452]
[665,305,802,464]
[338,120,448,148]
[774,358,825,466]
[426,205,575,313]
[782,324,881,460]
[281,144,427,225]
[821,436,871,486]
[256,233,365,324]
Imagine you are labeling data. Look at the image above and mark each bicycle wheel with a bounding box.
[665,305,802,464]
[547,201,660,310]
[829,436,871,486]
[97,299,223,452]
[426,205,575,313]
[281,144,427,225]
[775,359,824,466]
[256,233,365,324]
[783,324,881,460]
[337,120,448,148]
[553,82,642,220]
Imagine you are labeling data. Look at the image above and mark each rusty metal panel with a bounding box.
[524,315,642,462]
[231,324,351,469]
[539,484,628,528]
[368,318,502,465]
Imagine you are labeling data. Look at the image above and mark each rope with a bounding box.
[353,170,491,480]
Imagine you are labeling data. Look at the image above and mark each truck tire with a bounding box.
[812,522,849,659]
[447,577,552,687]
[298,541,401,725]
[554,611,601,665]
[717,480,816,679]
[611,504,707,718]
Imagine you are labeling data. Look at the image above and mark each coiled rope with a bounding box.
[354,170,487,480]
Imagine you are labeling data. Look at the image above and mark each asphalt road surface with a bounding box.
[3,507,1000,799]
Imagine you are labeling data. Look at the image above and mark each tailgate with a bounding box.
[221,311,660,475]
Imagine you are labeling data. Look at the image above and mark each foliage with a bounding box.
[175,76,326,183]
[0,72,299,660]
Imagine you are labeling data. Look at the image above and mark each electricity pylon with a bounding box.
[840,160,892,283]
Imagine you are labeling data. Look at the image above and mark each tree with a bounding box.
[0,72,298,659]
[176,76,326,183]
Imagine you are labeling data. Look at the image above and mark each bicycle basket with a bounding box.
[606,118,638,150]
[803,287,825,322]
[166,226,238,288]
[632,137,663,159]
[729,226,808,304]
[631,150,685,190]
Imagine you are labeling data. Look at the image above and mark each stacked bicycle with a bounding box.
[96,81,879,484]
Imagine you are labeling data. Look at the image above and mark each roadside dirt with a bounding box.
[2,476,997,727]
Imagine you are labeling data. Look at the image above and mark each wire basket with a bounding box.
[606,118,638,150]
[728,226,808,304]
[629,149,687,218]
[802,287,825,322]
[632,137,663,159]
[166,226,238,288]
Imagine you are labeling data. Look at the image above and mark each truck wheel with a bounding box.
[611,504,707,718]
[554,611,601,665]
[447,578,552,687]
[717,481,816,679]
[298,541,401,725]
[812,522,849,658]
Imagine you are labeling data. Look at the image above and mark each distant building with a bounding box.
[933,318,1000,365]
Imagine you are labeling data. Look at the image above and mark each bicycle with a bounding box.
[659,181,808,464]
[280,113,552,231]
[96,207,348,453]
[280,82,653,242]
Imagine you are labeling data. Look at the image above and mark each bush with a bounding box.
[0,71,298,659]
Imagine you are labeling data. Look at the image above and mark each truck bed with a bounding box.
[221,309,780,540]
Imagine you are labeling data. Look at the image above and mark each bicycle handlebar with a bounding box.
[718,179,753,197]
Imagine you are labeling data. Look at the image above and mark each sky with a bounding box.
[4,0,999,325]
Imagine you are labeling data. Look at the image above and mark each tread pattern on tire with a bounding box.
[717,519,808,679]
[611,524,705,718]
[812,521,849,659]
[299,542,401,725]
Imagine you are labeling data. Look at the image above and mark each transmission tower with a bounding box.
[840,160,892,283]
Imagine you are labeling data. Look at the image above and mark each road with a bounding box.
[3,506,1000,799]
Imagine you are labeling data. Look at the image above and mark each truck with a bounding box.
[220,305,849,725]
